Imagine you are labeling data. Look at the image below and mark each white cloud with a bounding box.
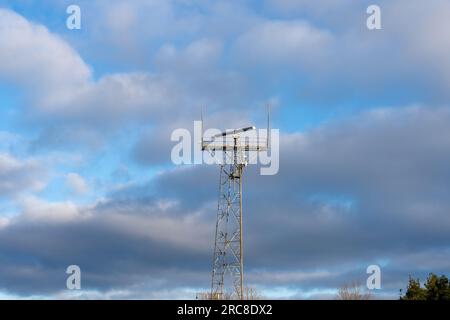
[232,1,450,103]
[18,196,86,223]
[0,217,9,229]
[156,38,223,71]
[66,173,88,194]
[0,9,183,127]
[0,153,46,196]
[0,8,249,143]
[0,9,91,91]
[235,20,332,66]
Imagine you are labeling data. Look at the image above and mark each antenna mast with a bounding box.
[201,113,268,300]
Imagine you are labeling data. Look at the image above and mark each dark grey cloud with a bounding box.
[2,106,450,298]
[0,201,212,296]
[130,105,450,294]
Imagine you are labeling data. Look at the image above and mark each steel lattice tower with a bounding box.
[201,114,269,300]
[211,137,245,300]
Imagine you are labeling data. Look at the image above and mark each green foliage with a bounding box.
[402,276,427,300]
[424,273,450,300]
[401,273,450,300]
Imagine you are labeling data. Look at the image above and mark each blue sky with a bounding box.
[1,0,450,299]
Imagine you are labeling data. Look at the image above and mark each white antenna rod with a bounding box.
[201,107,203,147]
[267,104,271,150]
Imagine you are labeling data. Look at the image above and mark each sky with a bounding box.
[0,0,450,299]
